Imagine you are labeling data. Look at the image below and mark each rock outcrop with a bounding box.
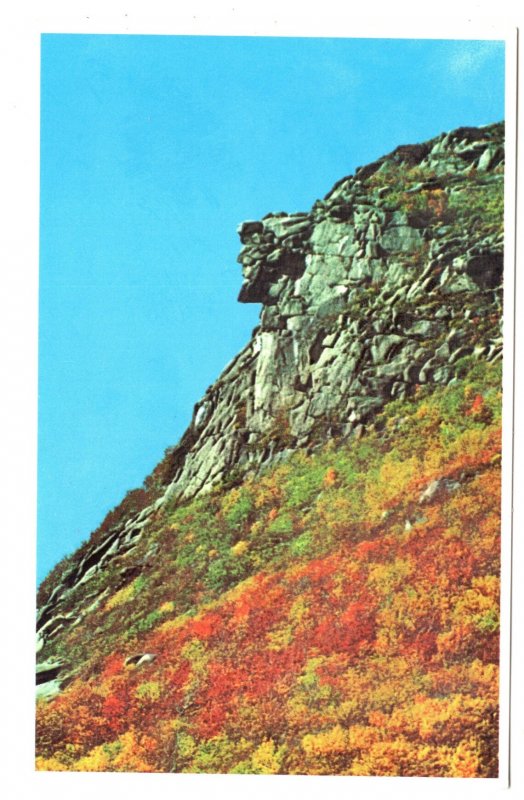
[36,121,504,685]
[157,121,504,499]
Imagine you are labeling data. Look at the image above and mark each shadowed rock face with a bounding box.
[36,122,504,669]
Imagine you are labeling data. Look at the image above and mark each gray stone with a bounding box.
[408,320,440,337]
[36,679,62,701]
[125,652,157,667]
[418,477,461,504]
[370,334,404,364]
[380,225,423,254]
[477,146,497,171]
[433,366,451,383]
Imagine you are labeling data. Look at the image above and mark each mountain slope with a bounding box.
[36,358,502,775]
[36,122,504,777]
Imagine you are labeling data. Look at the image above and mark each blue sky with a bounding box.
[38,35,505,583]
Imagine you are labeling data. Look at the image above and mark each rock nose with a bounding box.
[236,213,312,304]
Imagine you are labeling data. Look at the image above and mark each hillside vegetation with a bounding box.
[36,357,501,776]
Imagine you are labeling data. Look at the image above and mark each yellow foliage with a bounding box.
[251,739,285,774]
[451,575,500,631]
[180,638,208,696]
[288,596,308,625]
[364,455,420,519]
[349,738,451,777]
[253,467,289,508]
[468,659,499,690]
[302,725,348,756]
[135,681,161,702]
[266,625,294,651]
[220,487,242,515]
[314,492,359,535]
[249,519,265,538]
[181,637,207,664]
[110,729,156,772]
[231,540,249,557]
[227,574,258,599]
[105,580,138,611]
[444,426,492,463]
[176,731,197,760]
[387,693,492,748]
[415,402,437,420]
[347,725,381,751]
[367,558,413,596]
[336,698,360,723]
[373,623,400,655]
[74,743,113,772]
[158,600,175,614]
[35,756,69,771]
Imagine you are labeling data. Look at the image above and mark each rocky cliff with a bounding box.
[36,121,504,693]
[159,121,503,499]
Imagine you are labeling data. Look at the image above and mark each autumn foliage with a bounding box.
[36,358,502,776]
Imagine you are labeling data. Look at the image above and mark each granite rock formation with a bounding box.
[36,122,504,694]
